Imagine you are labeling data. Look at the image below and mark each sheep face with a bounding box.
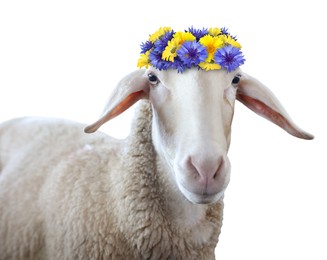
[85,68,313,205]
[148,68,236,204]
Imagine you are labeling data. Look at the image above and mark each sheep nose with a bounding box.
[188,155,225,187]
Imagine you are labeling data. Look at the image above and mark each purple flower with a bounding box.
[221,26,237,40]
[214,45,245,72]
[153,30,174,53]
[221,27,229,35]
[188,26,208,40]
[140,40,154,54]
[170,57,186,73]
[149,50,171,70]
[177,41,208,68]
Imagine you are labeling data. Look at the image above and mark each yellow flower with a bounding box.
[137,51,150,68]
[219,35,242,49]
[208,27,222,36]
[199,35,224,62]
[161,32,196,62]
[199,61,221,71]
[149,27,172,43]
[162,37,180,62]
[173,31,196,45]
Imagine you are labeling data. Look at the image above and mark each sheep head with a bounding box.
[85,68,313,204]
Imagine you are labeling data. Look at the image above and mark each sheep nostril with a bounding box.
[213,158,224,179]
[186,157,200,178]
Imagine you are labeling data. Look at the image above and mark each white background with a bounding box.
[0,1,326,259]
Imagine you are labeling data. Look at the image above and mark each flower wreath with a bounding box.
[137,26,245,73]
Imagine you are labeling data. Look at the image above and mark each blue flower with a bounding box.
[214,45,245,72]
[170,57,186,73]
[149,50,171,70]
[177,41,208,68]
[221,27,237,40]
[188,26,208,40]
[153,30,174,53]
[140,41,154,54]
[221,27,229,35]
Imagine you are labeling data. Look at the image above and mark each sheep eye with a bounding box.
[148,73,158,84]
[232,75,241,85]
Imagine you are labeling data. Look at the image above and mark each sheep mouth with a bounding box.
[178,183,224,205]
[190,194,221,204]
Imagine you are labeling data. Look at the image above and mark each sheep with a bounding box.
[0,27,313,260]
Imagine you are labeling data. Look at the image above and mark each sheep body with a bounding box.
[1,64,313,259]
[0,101,223,260]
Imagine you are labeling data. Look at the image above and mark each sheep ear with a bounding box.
[236,72,314,140]
[84,69,149,133]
